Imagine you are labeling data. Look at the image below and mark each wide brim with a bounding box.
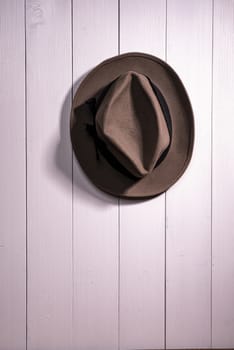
[70,52,194,199]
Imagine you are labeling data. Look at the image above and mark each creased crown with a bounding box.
[95,71,170,178]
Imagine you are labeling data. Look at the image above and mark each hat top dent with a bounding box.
[95,70,170,178]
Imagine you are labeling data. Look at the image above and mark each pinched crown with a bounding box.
[95,71,170,178]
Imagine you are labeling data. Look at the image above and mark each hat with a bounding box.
[70,52,194,199]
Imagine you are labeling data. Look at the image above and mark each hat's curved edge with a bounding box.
[70,52,195,199]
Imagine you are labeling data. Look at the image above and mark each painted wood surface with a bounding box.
[26,0,73,348]
[212,0,234,346]
[0,0,234,349]
[72,1,119,349]
[119,1,166,349]
[166,0,213,347]
[0,1,26,349]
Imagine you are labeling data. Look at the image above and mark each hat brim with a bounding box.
[70,52,194,199]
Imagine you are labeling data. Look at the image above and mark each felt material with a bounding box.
[96,71,170,178]
[70,52,194,199]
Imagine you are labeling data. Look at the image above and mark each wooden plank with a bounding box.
[166,0,212,347]
[26,0,72,348]
[0,1,26,349]
[72,1,119,349]
[120,0,166,58]
[119,1,166,349]
[212,0,234,346]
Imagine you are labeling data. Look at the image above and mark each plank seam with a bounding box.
[210,0,215,347]
[24,0,28,348]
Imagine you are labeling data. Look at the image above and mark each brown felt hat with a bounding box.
[70,52,194,199]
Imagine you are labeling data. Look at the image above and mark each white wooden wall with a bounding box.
[0,1,234,349]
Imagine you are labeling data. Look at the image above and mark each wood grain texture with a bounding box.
[72,1,119,349]
[2,1,234,348]
[119,1,166,349]
[166,0,212,347]
[26,0,72,348]
[212,0,234,346]
[0,1,26,349]
[120,0,166,57]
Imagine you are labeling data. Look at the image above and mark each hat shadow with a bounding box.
[53,73,155,206]
[54,72,117,206]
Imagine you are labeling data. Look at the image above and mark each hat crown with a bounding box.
[96,71,170,178]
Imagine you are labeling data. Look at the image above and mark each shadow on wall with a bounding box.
[54,72,116,206]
